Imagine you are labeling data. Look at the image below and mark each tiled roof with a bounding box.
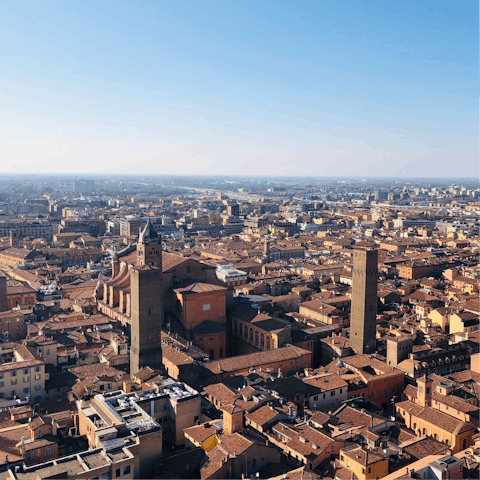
[342,446,385,466]
[184,422,221,445]
[304,374,348,392]
[162,252,191,272]
[217,432,252,456]
[404,384,418,399]
[203,346,311,376]
[174,282,227,294]
[245,405,281,426]
[203,383,239,408]
[397,401,471,435]
[400,436,449,459]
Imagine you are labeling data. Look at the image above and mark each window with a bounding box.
[330,391,335,396]
[434,434,438,440]
[413,423,417,430]
[340,389,343,394]
[23,376,29,383]
[313,396,318,401]
[209,337,214,343]
[45,448,51,456]
[23,387,29,394]
[35,385,41,391]
[368,468,372,474]
[116,468,120,477]
[35,366,40,372]
[11,371,16,377]
[10,379,17,386]
[102,475,109,480]
[23,369,28,375]
[203,304,211,311]
[124,465,131,475]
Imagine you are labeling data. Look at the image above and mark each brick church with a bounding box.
[96,220,229,373]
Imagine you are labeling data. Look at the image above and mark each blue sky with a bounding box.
[0,0,477,176]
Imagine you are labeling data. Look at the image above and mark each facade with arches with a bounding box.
[230,310,292,356]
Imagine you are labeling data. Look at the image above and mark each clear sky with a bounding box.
[0,0,477,177]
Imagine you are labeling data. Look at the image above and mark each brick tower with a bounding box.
[130,220,163,375]
[350,248,378,355]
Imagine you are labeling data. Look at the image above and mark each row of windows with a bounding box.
[0,383,42,392]
[28,448,51,461]
[312,389,343,401]
[3,366,41,378]
[341,455,373,475]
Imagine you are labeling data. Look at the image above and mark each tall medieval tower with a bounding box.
[130,220,164,375]
[350,248,378,355]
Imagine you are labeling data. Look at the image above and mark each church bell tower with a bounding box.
[130,220,164,375]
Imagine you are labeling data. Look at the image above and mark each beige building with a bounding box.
[0,344,47,403]
[77,392,162,478]
[78,377,201,450]
[449,311,479,335]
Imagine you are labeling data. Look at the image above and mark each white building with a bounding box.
[216,264,247,286]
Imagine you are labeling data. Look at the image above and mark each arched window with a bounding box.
[255,330,259,346]
[261,334,265,348]
[244,325,248,339]
[249,328,253,343]
[266,337,271,350]
[234,321,237,335]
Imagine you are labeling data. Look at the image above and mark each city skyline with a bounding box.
[0,1,477,177]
